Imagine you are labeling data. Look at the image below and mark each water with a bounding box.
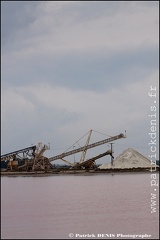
[1,173,159,239]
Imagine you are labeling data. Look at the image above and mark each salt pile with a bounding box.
[99,148,153,169]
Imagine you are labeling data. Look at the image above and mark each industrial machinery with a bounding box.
[48,130,125,169]
[1,130,126,172]
[1,143,53,171]
[1,145,36,171]
[72,149,113,169]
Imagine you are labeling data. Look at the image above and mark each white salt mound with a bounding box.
[99,148,155,169]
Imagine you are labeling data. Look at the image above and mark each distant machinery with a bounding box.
[1,145,36,171]
[48,130,125,170]
[1,130,126,172]
[72,149,113,169]
[1,143,53,171]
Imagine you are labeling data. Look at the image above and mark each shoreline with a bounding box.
[1,168,159,177]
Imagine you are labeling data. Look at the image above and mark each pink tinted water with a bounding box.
[1,173,159,239]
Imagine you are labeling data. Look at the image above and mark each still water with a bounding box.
[1,173,159,239]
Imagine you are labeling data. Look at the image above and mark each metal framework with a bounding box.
[49,133,125,162]
[72,149,113,169]
[1,146,36,162]
[1,131,126,171]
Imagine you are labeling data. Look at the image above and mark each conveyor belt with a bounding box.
[1,146,36,161]
[49,133,124,162]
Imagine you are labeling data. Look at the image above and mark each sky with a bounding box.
[1,1,159,165]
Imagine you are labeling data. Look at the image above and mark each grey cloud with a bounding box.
[2,1,158,52]
[1,1,39,47]
[2,45,158,91]
[1,1,159,161]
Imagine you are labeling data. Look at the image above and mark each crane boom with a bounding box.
[49,133,125,162]
[1,145,36,162]
[61,158,74,167]
[73,149,112,169]
[79,129,92,163]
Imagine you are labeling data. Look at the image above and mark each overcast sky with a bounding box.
[1,1,159,164]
